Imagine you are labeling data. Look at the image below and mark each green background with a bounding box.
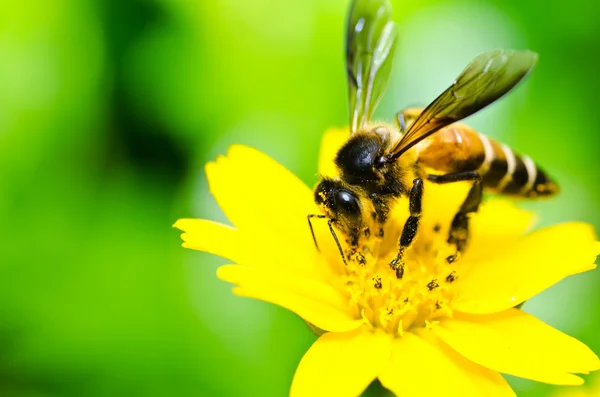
[0,0,598,396]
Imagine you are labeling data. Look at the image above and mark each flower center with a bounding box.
[333,223,461,336]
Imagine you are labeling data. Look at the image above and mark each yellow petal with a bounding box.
[379,331,514,397]
[290,328,391,397]
[317,127,348,177]
[405,185,532,249]
[173,218,316,275]
[433,309,600,385]
[232,285,361,333]
[466,199,536,261]
[420,176,473,231]
[173,218,249,261]
[217,264,350,313]
[205,145,319,274]
[453,222,599,314]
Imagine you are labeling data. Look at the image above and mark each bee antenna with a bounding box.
[307,214,327,251]
[327,219,347,266]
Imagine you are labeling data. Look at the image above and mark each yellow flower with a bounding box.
[175,128,600,397]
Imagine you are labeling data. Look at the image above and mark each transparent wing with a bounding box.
[346,0,397,133]
[388,49,538,159]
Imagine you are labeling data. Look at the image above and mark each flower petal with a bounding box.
[217,264,350,313]
[174,218,248,261]
[420,177,473,231]
[379,331,514,397]
[453,222,599,314]
[433,309,600,385]
[466,199,536,261]
[290,328,391,397]
[173,218,328,278]
[205,145,319,274]
[317,127,348,177]
[232,285,361,333]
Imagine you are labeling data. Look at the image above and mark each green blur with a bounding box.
[0,0,598,396]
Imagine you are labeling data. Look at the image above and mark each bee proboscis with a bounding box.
[308,0,558,269]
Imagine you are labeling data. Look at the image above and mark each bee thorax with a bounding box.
[335,133,384,186]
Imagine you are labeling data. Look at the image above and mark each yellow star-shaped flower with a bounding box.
[175,128,600,397]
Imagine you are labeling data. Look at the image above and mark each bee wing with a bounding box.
[388,50,538,159]
[347,0,397,133]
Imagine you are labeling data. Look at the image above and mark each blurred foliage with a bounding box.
[0,0,598,396]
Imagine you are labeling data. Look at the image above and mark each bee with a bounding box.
[308,0,558,269]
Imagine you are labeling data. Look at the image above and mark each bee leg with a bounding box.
[395,112,407,132]
[390,178,423,278]
[396,109,419,133]
[428,171,482,253]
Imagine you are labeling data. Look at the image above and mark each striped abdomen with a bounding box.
[415,123,559,198]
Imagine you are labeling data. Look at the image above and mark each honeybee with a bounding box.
[308,0,558,270]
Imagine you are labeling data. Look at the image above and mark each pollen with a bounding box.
[332,221,461,336]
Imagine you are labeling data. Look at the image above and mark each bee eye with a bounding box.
[335,190,361,219]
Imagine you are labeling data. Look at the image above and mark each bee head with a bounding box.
[314,179,362,232]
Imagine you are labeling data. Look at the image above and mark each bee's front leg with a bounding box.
[390,178,423,278]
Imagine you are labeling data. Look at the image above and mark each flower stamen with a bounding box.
[331,221,461,336]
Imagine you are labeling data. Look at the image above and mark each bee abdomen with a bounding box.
[416,125,558,198]
[477,133,558,197]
